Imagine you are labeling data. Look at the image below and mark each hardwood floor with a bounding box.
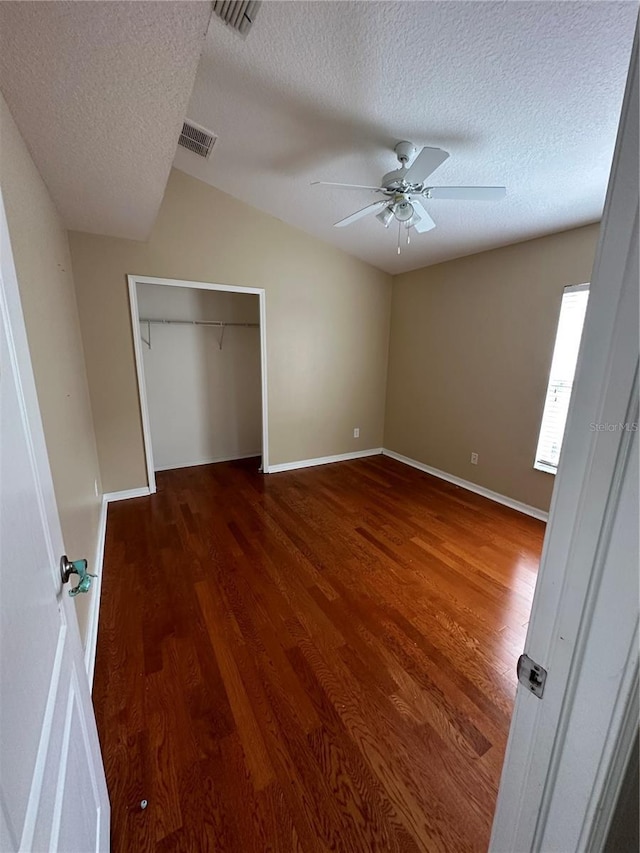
[93,455,544,853]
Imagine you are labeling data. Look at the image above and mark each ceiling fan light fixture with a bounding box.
[394,201,414,222]
[376,206,394,228]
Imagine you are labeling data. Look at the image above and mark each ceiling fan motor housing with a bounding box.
[395,141,415,165]
[381,142,418,188]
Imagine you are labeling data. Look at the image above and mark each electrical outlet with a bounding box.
[353,427,360,439]
[470,452,479,465]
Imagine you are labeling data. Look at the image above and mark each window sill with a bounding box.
[534,461,557,475]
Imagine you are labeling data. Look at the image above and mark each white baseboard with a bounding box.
[84,496,108,690]
[103,486,151,502]
[154,452,261,472]
[84,485,153,687]
[267,448,383,474]
[382,448,548,522]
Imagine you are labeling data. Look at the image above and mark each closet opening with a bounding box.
[127,275,269,493]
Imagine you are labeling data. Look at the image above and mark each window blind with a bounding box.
[534,284,590,474]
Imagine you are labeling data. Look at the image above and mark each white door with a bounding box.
[0,192,110,851]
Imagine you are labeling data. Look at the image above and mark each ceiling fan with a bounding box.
[312,142,506,253]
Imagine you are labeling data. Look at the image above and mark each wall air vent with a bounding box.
[178,121,217,159]
[212,1,261,36]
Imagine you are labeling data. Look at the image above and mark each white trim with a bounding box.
[129,275,265,295]
[83,497,108,690]
[533,460,557,475]
[103,487,151,503]
[564,282,590,294]
[127,277,157,493]
[127,274,270,482]
[68,664,104,853]
[267,448,383,474]
[154,451,262,472]
[49,677,75,853]
[585,663,639,851]
[258,285,270,473]
[19,623,67,852]
[382,448,549,521]
[84,487,152,686]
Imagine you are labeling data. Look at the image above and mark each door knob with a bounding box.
[60,555,97,597]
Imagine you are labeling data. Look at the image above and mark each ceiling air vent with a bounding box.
[178,121,217,159]
[212,1,261,36]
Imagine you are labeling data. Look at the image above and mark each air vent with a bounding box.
[178,121,217,159]
[212,1,261,36]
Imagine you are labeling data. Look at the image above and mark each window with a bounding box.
[534,284,590,474]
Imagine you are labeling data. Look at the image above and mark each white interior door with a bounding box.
[0,192,110,852]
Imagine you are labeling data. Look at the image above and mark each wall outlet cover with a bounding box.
[353,428,360,438]
[471,452,479,465]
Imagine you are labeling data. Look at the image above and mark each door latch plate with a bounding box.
[517,653,547,698]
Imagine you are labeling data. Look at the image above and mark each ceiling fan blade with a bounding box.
[312,181,386,191]
[427,186,507,200]
[403,147,449,183]
[334,201,387,228]
[409,200,436,233]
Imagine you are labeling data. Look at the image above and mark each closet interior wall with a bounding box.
[137,283,261,472]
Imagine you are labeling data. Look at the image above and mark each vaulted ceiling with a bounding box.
[0,1,211,240]
[0,1,635,271]
[175,1,637,273]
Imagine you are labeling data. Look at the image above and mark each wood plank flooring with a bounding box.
[93,455,544,852]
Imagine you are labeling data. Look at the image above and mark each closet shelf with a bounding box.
[139,317,259,350]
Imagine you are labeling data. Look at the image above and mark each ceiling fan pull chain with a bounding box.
[397,220,401,255]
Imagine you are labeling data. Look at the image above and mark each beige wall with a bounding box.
[384,225,600,512]
[69,168,392,492]
[0,94,102,641]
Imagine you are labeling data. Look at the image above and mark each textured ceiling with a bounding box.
[0,1,211,240]
[175,0,637,274]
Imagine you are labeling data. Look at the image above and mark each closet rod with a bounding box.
[139,318,259,328]
[138,317,259,350]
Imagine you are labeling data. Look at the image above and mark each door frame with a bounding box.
[490,28,638,852]
[127,274,270,493]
